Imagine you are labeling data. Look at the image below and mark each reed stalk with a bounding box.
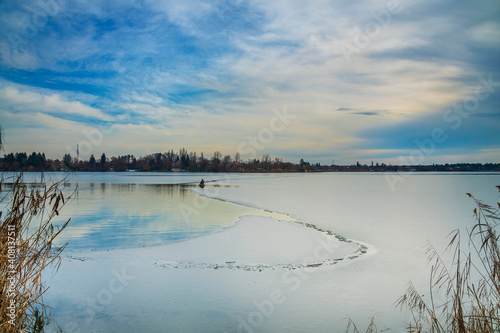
[396,186,500,333]
[1,173,74,332]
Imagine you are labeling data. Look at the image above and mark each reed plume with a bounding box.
[1,173,74,332]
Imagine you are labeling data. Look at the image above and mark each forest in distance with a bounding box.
[2,150,499,173]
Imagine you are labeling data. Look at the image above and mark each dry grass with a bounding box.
[1,173,74,332]
[396,186,500,333]
[346,316,391,333]
[346,186,500,333]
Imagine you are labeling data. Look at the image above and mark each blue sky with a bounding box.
[0,0,499,164]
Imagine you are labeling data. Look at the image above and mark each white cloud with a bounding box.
[146,0,215,36]
[1,0,498,163]
[468,21,500,47]
[0,86,112,121]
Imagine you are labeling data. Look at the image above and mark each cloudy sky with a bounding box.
[0,0,499,164]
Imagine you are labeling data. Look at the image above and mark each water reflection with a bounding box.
[0,179,253,251]
[41,183,251,251]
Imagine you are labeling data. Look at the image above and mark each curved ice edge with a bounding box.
[153,242,371,272]
[148,189,374,272]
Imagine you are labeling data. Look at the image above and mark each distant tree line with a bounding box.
[1,150,499,173]
[1,150,302,173]
[2,152,48,171]
[333,161,500,172]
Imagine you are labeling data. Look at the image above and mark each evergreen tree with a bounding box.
[63,153,72,168]
[15,152,28,168]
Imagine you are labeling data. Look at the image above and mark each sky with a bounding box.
[0,0,499,165]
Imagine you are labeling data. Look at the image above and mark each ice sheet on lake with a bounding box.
[66,214,368,272]
[42,172,500,332]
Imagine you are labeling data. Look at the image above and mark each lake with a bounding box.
[1,172,299,251]
[1,171,499,332]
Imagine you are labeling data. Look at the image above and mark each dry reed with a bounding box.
[1,173,74,332]
[397,186,500,333]
[346,186,500,333]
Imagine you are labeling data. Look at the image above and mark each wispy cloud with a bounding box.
[0,0,498,163]
[0,85,112,121]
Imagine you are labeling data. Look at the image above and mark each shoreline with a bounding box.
[59,188,371,271]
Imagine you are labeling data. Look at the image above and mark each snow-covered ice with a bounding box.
[22,172,499,332]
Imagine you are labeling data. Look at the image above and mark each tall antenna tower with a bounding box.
[77,144,79,162]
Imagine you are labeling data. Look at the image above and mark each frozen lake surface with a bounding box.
[2,171,499,332]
